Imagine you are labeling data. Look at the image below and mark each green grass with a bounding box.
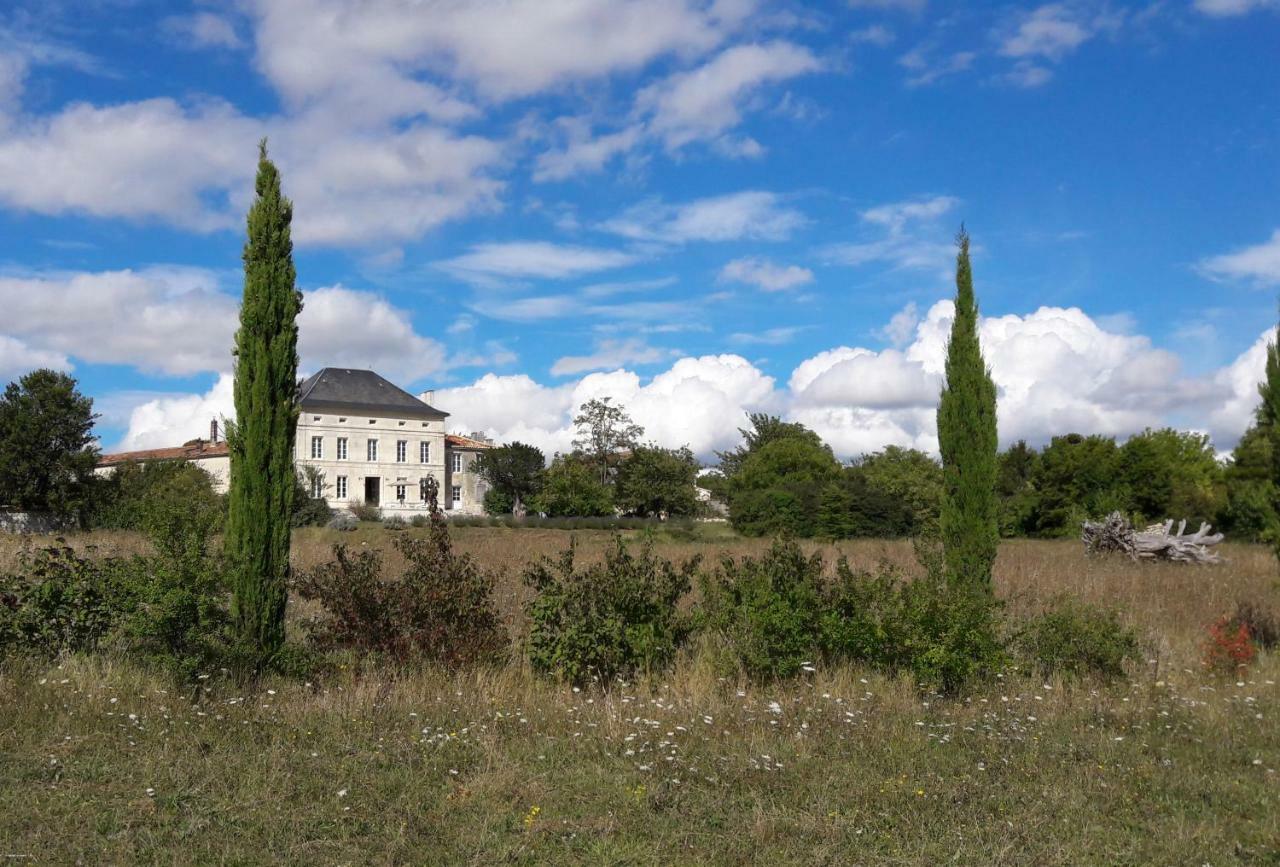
[2,530,1278,863]
[1,654,1277,864]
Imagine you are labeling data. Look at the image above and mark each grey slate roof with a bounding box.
[297,368,448,418]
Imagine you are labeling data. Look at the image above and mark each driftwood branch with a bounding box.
[1082,511,1223,564]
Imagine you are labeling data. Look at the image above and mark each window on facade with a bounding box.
[395,484,407,502]
[419,441,429,463]
[311,474,325,499]
[451,485,461,504]
[420,478,431,502]
[367,439,378,461]
[396,440,407,462]
[336,476,347,499]
[310,436,323,459]
[451,452,463,473]
[336,437,348,460]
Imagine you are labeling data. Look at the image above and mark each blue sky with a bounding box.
[0,0,1277,460]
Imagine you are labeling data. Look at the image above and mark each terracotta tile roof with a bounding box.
[98,439,229,467]
[445,434,492,449]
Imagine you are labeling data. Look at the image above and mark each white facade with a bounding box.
[295,411,462,516]
[97,369,491,518]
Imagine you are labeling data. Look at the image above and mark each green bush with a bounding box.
[819,550,1004,691]
[1013,598,1140,679]
[1,494,231,679]
[0,542,127,656]
[92,459,226,532]
[291,467,333,528]
[483,488,514,516]
[698,539,824,681]
[524,536,696,684]
[295,512,506,666]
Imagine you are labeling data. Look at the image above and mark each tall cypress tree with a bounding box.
[226,140,301,659]
[1256,302,1280,559]
[937,228,999,589]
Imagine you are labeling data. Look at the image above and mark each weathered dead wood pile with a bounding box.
[1082,511,1224,564]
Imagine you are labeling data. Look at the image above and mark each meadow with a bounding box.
[1,527,1277,864]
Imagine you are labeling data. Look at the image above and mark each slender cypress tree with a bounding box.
[937,228,999,589]
[226,140,301,660]
[1256,302,1280,560]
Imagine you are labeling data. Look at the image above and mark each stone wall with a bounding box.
[0,511,65,534]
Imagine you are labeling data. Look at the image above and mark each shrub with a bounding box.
[524,536,696,684]
[295,511,506,666]
[409,514,430,528]
[347,502,381,522]
[326,513,358,531]
[1,494,231,679]
[819,549,1005,690]
[382,515,407,530]
[483,488,514,516]
[92,459,225,532]
[0,542,127,656]
[1203,615,1256,674]
[1013,598,1140,679]
[699,539,824,681]
[291,467,333,528]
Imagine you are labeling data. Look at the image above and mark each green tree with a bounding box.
[728,436,841,537]
[1119,428,1223,524]
[572,397,644,484]
[996,440,1040,537]
[815,481,857,539]
[225,141,302,662]
[93,459,224,532]
[474,441,545,514]
[531,456,614,517]
[937,229,999,588]
[856,446,943,534]
[1032,434,1123,535]
[1256,312,1280,559]
[0,369,99,522]
[1221,424,1276,541]
[615,445,700,518]
[716,413,825,479]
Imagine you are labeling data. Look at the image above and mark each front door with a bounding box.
[365,476,380,505]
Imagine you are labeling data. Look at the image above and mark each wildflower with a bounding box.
[523,805,541,830]
[337,788,348,798]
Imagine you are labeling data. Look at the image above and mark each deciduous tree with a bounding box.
[0,369,98,522]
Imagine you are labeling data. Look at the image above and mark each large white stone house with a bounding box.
[97,368,492,517]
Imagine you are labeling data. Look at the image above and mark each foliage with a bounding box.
[0,542,127,656]
[225,141,301,662]
[483,487,514,516]
[92,459,225,533]
[855,446,943,534]
[1032,434,1124,535]
[530,455,614,517]
[937,229,999,588]
[1013,598,1140,679]
[819,544,1005,691]
[473,442,545,514]
[1202,615,1256,674]
[1221,425,1276,542]
[295,511,505,666]
[698,539,825,680]
[615,444,700,518]
[524,536,696,684]
[716,413,826,480]
[1,496,231,678]
[291,465,332,528]
[1119,428,1223,525]
[997,441,1040,537]
[572,397,644,485]
[0,369,99,522]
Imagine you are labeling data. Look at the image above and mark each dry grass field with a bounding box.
[1,526,1277,864]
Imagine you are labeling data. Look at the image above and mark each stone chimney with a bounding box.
[210,418,219,443]
[420,389,435,404]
